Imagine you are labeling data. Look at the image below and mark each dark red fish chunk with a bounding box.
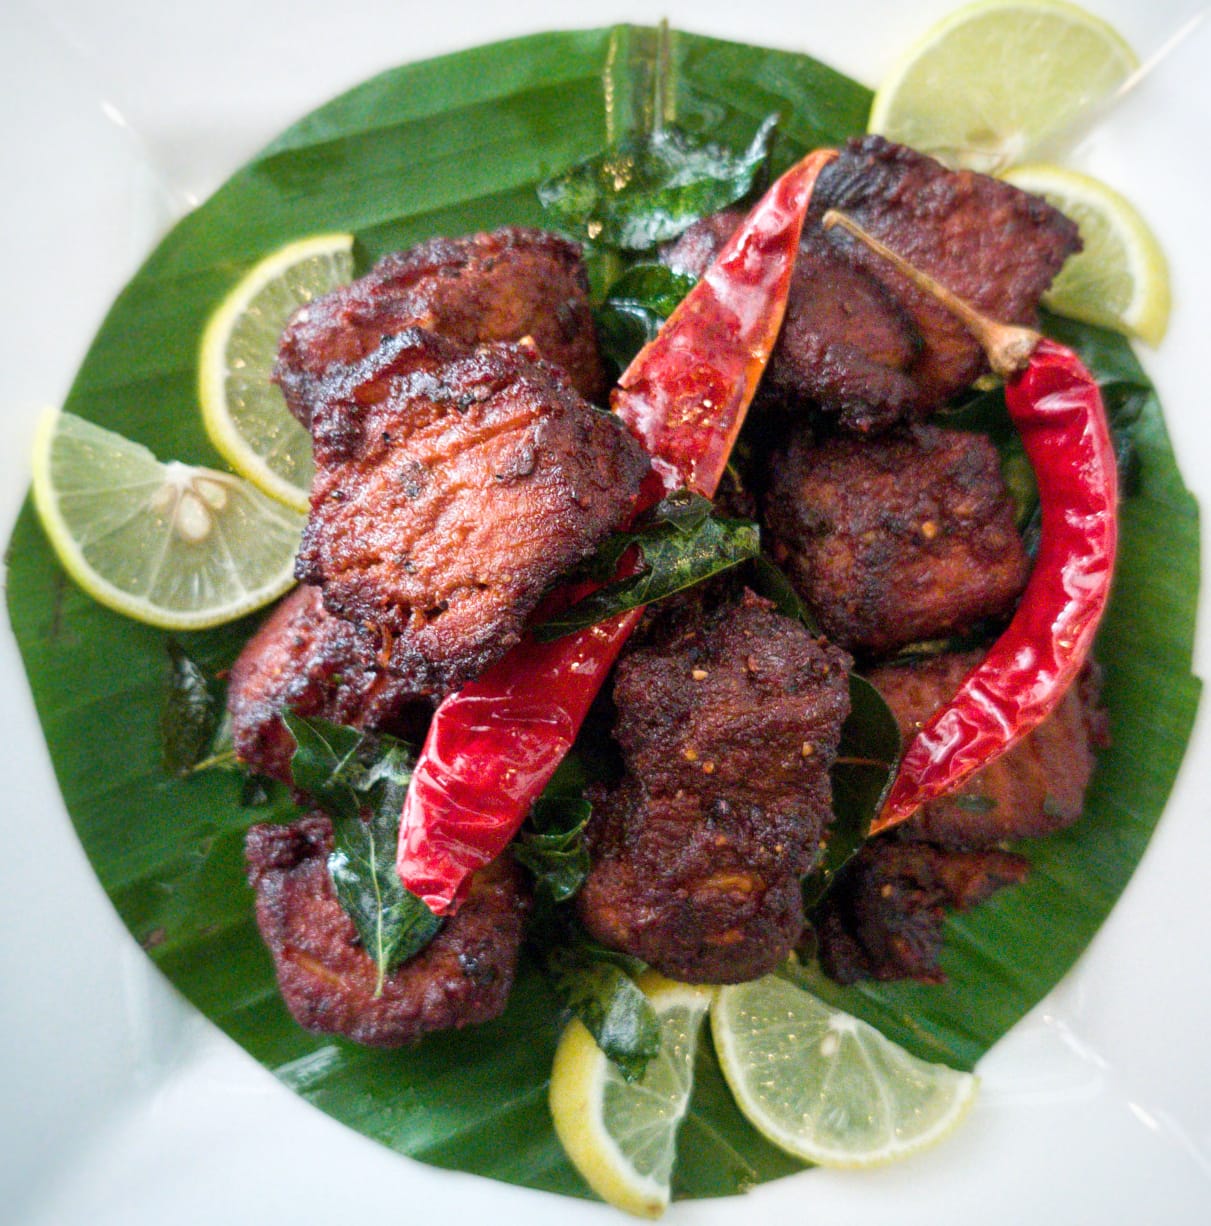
[577,591,851,983]
[867,650,1109,849]
[225,585,431,786]
[275,226,607,423]
[245,814,529,1046]
[814,840,1030,985]
[295,330,649,693]
[662,136,1080,431]
[764,424,1030,656]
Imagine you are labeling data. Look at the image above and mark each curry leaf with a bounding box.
[328,795,443,996]
[534,491,760,640]
[512,795,593,903]
[594,262,698,369]
[160,641,223,777]
[547,938,661,1082]
[537,114,777,251]
[285,713,441,991]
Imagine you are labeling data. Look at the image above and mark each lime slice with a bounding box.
[549,973,713,1218]
[712,974,978,1169]
[199,233,354,511]
[869,0,1138,173]
[1002,163,1170,344]
[32,409,304,630]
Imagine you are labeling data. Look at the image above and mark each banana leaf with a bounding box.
[4,24,1200,1203]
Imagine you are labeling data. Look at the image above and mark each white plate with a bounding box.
[2,1,1208,1221]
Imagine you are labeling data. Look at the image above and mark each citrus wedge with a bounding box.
[712,974,978,1169]
[1003,163,1170,344]
[549,973,713,1218]
[199,233,354,511]
[32,409,304,630]
[869,0,1138,173]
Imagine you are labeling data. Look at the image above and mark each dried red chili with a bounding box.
[821,210,1118,835]
[396,149,837,913]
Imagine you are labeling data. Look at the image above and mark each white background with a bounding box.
[1,1,1209,1222]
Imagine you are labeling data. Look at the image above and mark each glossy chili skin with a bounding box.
[397,149,837,913]
[873,338,1118,833]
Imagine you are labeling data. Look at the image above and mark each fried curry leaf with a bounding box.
[284,713,441,991]
[512,794,593,903]
[803,673,901,909]
[537,114,777,252]
[161,641,225,777]
[594,262,698,369]
[547,937,661,1083]
[534,491,760,641]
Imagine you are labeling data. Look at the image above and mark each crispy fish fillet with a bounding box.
[662,135,1080,432]
[814,651,1108,984]
[868,650,1109,849]
[275,226,607,423]
[814,840,1030,984]
[245,815,529,1046]
[764,424,1030,656]
[577,592,851,983]
[225,584,431,786]
[295,329,650,693]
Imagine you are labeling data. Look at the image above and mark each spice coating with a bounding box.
[295,329,649,693]
[663,135,1080,431]
[275,226,607,423]
[764,424,1030,656]
[245,815,529,1046]
[578,592,851,983]
[226,584,431,785]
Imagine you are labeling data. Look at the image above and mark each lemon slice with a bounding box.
[32,409,304,630]
[712,974,978,1169]
[549,973,713,1218]
[1002,163,1170,345]
[869,0,1138,173]
[199,233,354,512]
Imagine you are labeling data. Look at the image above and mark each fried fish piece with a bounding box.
[662,136,1080,431]
[764,424,1030,656]
[225,584,431,786]
[867,650,1109,849]
[295,329,650,693]
[577,591,851,983]
[275,226,607,424]
[245,815,529,1046]
[814,839,1030,985]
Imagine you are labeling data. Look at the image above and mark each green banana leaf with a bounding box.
[4,24,1200,1203]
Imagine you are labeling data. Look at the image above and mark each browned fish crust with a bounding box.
[577,592,851,983]
[275,226,607,423]
[764,424,1030,656]
[225,585,431,786]
[662,136,1080,431]
[814,840,1031,984]
[295,329,650,693]
[867,650,1109,848]
[245,815,530,1046]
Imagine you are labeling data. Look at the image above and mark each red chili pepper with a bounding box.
[397,149,838,913]
[821,211,1118,835]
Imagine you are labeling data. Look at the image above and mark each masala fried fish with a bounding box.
[578,591,851,983]
[295,329,650,693]
[245,815,530,1046]
[225,584,431,786]
[662,135,1080,431]
[276,226,607,424]
[764,423,1030,656]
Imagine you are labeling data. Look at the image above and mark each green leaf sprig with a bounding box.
[512,794,594,904]
[537,114,777,253]
[283,712,442,994]
[594,262,698,370]
[533,490,761,641]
